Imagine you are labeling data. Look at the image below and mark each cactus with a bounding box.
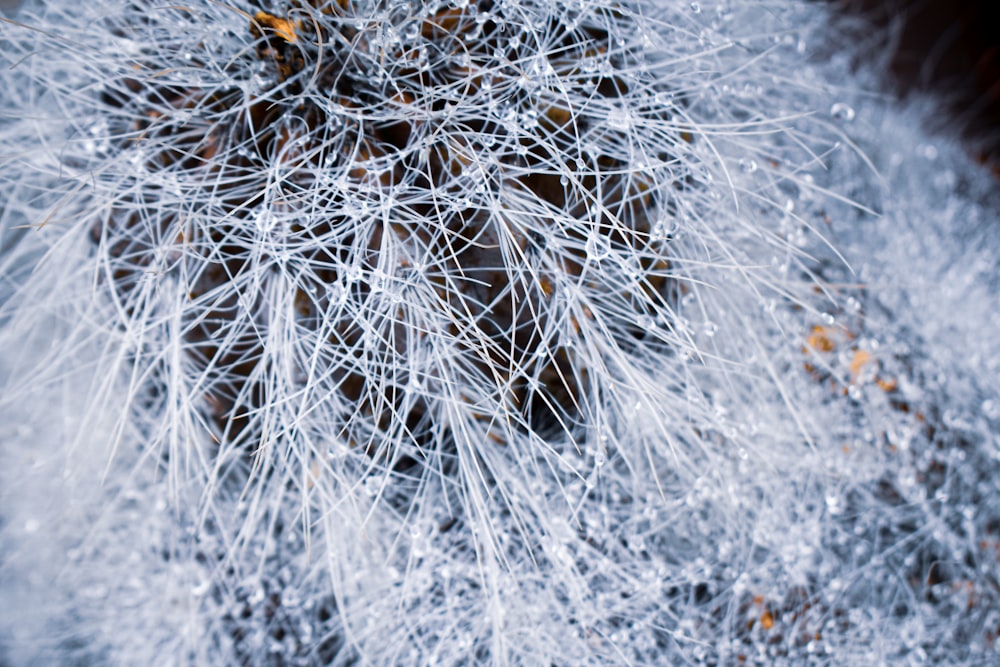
[2,0,999,665]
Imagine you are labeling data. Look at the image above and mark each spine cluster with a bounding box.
[2,1,999,665]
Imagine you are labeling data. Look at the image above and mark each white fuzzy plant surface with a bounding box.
[1,0,998,665]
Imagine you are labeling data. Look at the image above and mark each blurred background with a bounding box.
[833,0,1000,167]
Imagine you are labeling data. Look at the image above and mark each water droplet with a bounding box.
[345,263,363,283]
[649,220,671,243]
[689,2,701,13]
[585,233,610,261]
[918,143,939,161]
[415,45,429,70]
[328,282,347,306]
[830,102,855,122]
[255,209,274,233]
[607,108,632,131]
[738,158,758,173]
[370,268,388,293]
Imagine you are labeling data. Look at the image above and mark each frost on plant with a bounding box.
[1,0,999,665]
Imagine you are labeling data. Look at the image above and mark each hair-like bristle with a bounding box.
[2,1,999,665]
